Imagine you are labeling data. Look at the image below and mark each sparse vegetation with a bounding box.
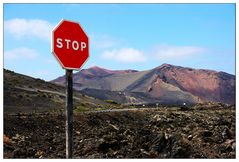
[74,105,89,112]
[42,93,48,98]
[104,100,118,105]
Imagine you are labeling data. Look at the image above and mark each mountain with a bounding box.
[3,69,117,113]
[53,66,138,90]
[52,64,235,105]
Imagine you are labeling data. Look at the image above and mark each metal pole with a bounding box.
[66,70,73,158]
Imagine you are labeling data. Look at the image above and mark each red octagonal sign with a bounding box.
[52,19,89,70]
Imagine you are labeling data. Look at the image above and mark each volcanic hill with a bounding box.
[52,64,235,105]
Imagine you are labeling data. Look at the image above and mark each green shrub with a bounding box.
[104,100,118,105]
[42,93,48,98]
[74,106,89,112]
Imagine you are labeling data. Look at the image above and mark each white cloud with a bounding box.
[90,34,120,49]
[4,18,54,41]
[102,48,147,63]
[153,44,206,61]
[5,47,38,60]
[100,44,205,64]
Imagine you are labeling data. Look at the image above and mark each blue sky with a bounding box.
[4,4,235,81]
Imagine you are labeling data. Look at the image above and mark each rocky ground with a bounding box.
[4,103,235,159]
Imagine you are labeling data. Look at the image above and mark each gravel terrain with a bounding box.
[4,103,235,159]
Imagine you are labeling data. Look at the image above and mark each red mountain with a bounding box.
[146,64,235,104]
[52,64,235,105]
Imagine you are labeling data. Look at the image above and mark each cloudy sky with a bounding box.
[4,4,235,81]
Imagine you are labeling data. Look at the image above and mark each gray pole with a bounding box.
[66,70,73,158]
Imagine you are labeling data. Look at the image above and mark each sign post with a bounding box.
[52,19,89,158]
[66,70,73,158]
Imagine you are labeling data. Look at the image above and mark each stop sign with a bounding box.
[52,19,89,70]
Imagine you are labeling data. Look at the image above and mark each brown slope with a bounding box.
[123,66,200,104]
[146,75,201,103]
[149,64,235,104]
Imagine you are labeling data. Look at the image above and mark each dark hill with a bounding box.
[4,69,116,113]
